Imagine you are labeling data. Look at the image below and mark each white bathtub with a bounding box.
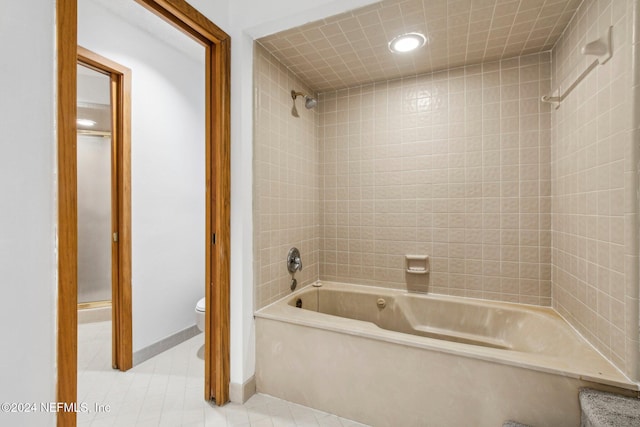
[255,282,638,427]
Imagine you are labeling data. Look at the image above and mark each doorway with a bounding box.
[56,1,231,426]
[76,47,132,371]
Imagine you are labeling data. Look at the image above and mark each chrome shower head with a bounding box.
[304,96,317,109]
[291,90,317,117]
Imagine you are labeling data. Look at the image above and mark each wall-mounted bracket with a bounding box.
[541,26,613,109]
[581,26,612,65]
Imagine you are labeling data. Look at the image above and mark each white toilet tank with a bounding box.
[195,297,205,332]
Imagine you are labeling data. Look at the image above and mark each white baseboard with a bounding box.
[133,325,201,366]
[229,375,256,403]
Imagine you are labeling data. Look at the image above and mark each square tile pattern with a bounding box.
[319,52,552,305]
[254,42,553,308]
[253,43,321,308]
[258,0,582,92]
[78,321,368,426]
[550,0,637,379]
[253,0,639,383]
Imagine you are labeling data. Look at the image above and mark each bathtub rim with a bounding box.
[255,280,639,392]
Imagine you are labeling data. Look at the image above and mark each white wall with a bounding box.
[189,0,230,30]
[232,0,379,38]
[0,0,381,413]
[0,1,56,425]
[79,0,206,351]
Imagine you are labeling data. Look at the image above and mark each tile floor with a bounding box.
[78,321,367,426]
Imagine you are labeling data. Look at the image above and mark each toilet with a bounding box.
[195,297,205,332]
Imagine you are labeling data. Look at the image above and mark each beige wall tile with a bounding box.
[253,44,320,309]
[318,52,552,304]
[254,0,639,383]
[551,0,637,380]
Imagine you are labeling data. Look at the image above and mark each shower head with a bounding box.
[291,90,317,117]
[304,96,317,109]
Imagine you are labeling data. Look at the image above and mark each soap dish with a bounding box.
[406,255,429,274]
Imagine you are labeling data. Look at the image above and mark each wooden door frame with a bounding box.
[56,1,231,425]
[77,46,133,372]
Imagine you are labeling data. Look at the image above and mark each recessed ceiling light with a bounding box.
[388,32,427,53]
[77,119,96,127]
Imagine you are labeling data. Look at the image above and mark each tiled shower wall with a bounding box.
[254,44,320,309]
[253,0,640,383]
[551,0,639,379]
[319,53,552,305]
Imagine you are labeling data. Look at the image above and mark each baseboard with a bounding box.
[78,305,111,323]
[133,325,201,366]
[230,375,256,403]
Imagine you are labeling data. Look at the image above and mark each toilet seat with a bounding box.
[196,297,205,312]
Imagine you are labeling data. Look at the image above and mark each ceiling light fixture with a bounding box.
[388,32,427,53]
[76,119,96,127]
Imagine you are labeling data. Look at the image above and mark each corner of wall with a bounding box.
[229,375,257,403]
[628,0,640,382]
[550,0,640,382]
[229,29,256,386]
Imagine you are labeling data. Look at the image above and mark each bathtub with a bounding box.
[255,281,638,427]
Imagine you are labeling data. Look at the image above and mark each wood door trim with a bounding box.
[134,0,231,404]
[57,0,77,425]
[57,2,231,424]
[135,0,229,44]
[77,46,133,372]
[211,36,231,404]
[56,0,78,426]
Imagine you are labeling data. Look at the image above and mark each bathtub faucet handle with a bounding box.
[287,247,303,273]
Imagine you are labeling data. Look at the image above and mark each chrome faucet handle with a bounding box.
[287,247,302,273]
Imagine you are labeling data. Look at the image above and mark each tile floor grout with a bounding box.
[78,321,368,426]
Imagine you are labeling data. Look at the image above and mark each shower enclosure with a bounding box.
[77,63,113,311]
